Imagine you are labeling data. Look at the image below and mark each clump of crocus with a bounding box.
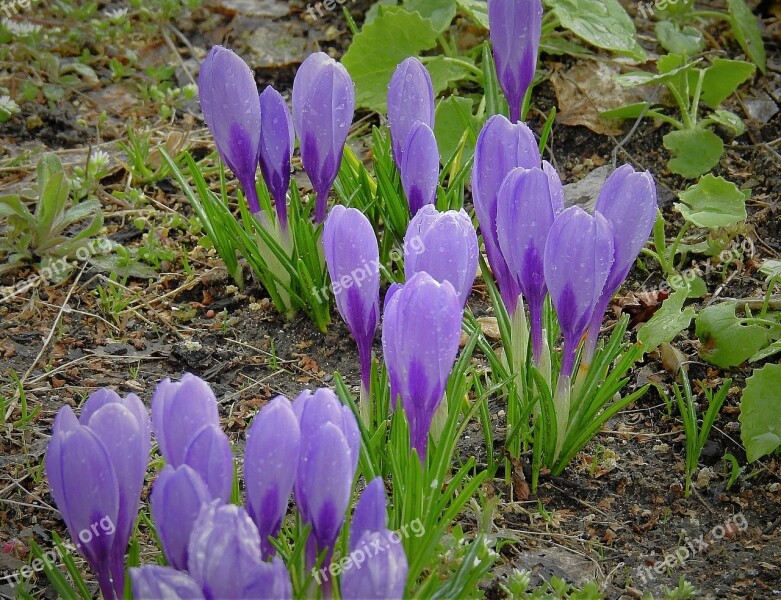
[382,272,463,460]
[342,479,408,599]
[387,57,435,169]
[496,165,563,361]
[244,395,301,558]
[323,206,380,401]
[198,46,262,213]
[404,205,478,307]
[292,52,355,223]
[259,86,296,231]
[400,121,439,216]
[46,390,150,599]
[293,389,360,571]
[472,115,541,314]
[151,373,233,502]
[584,165,658,364]
[487,0,543,122]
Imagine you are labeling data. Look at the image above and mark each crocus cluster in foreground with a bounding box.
[199,46,354,225]
[46,374,408,599]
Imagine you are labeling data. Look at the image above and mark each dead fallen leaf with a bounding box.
[612,289,670,327]
[477,316,501,340]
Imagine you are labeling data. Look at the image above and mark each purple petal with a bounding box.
[259,86,295,229]
[349,478,387,552]
[150,465,212,571]
[341,529,408,600]
[241,557,293,599]
[387,57,435,167]
[182,424,233,503]
[404,205,478,307]
[245,395,300,558]
[400,122,439,216]
[488,0,543,122]
[130,565,205,600]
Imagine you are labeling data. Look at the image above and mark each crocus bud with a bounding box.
[341,529,408,600]
[349,478,387,552]
[387,57,435,168]
[181,423,233,503]
[198,46,262,213]
[242,557,293,599]
[151,373,219,467]
[400,121,439,216]
[488,0,543,122]
[150,464,212,571]
[187,501,265,598]
[382,272,462,459]
[584,165,658,362]
[544,207,614,377]
[472,115,540,313]
[323,206,380,391]
[245,396,301,559]
[496,166,563,360]
[130,565,205,600]
[404,205,478,307]
[292,52,355,223]
[259,86,295,231]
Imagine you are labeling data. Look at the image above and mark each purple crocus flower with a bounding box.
[259,86,295,231]
[46,406,119,599]
[544,207,614,378]
[292,52,355,223]
[198,46,262,213]
[387,57,435,168]
[245,395,301,558]
[400,121,439,216]
[496,166,564,360]
[472,115,540,313]
[404,205,478,307]
[242,557,293,598]
[382,272,462,460]
[150,464,212,571]
[181,423,233,503]
[349,477,387,552]
[488,0,543,122]
[323,206,380,393]
[584,165,658,362]
[340,529,408,600]
[130,565,205,600]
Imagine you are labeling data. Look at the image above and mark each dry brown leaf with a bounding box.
[476,316,501,341]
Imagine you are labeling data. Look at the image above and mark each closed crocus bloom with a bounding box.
[387,57,435,168]
[382,272,462,459]
[151,373,220,467]
[46,406,119,599]
[80,391,150,597]
[544,207,614,378]
[245,395,301,558]
[292,52,355,223]
[259,86,295,231]
[488,0,543,122]
[323,206,380,392]
[242,557,293,599]
[198,46,262,213]
[188,501,265,599]
[496,166,564,360]
[400,121,439,216]
[341,529,408,600]
[404,205,478,307]
[584,165,658,361]
[150,465,212,571]
[181,423,233,503]
[349,478,387,552]
[130,565,205,600]
[472,115,540,313]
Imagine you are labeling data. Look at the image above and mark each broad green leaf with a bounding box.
[457,0,487,28]
[655,21,705,55]
[759,259,781,282]
[656,0,694,18]
[740,363,781,461]
[365,0,398,23]
[406,0,457,32]
[434,96,477,167]
[425,56,474,96]
[708,109,745,136]
[664,128,723,179]
[728,0,766,73]
[548,0,646,60]
[539,34,593,57]
[675,174,747,228]
[342,7,439,113]
[637,287,695,352]
[670,274,708,298]
[601,102,654,120]
[696,58,756,109]
[615,59,697,88]
[695,302,769,367]
[750,339,781,363]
